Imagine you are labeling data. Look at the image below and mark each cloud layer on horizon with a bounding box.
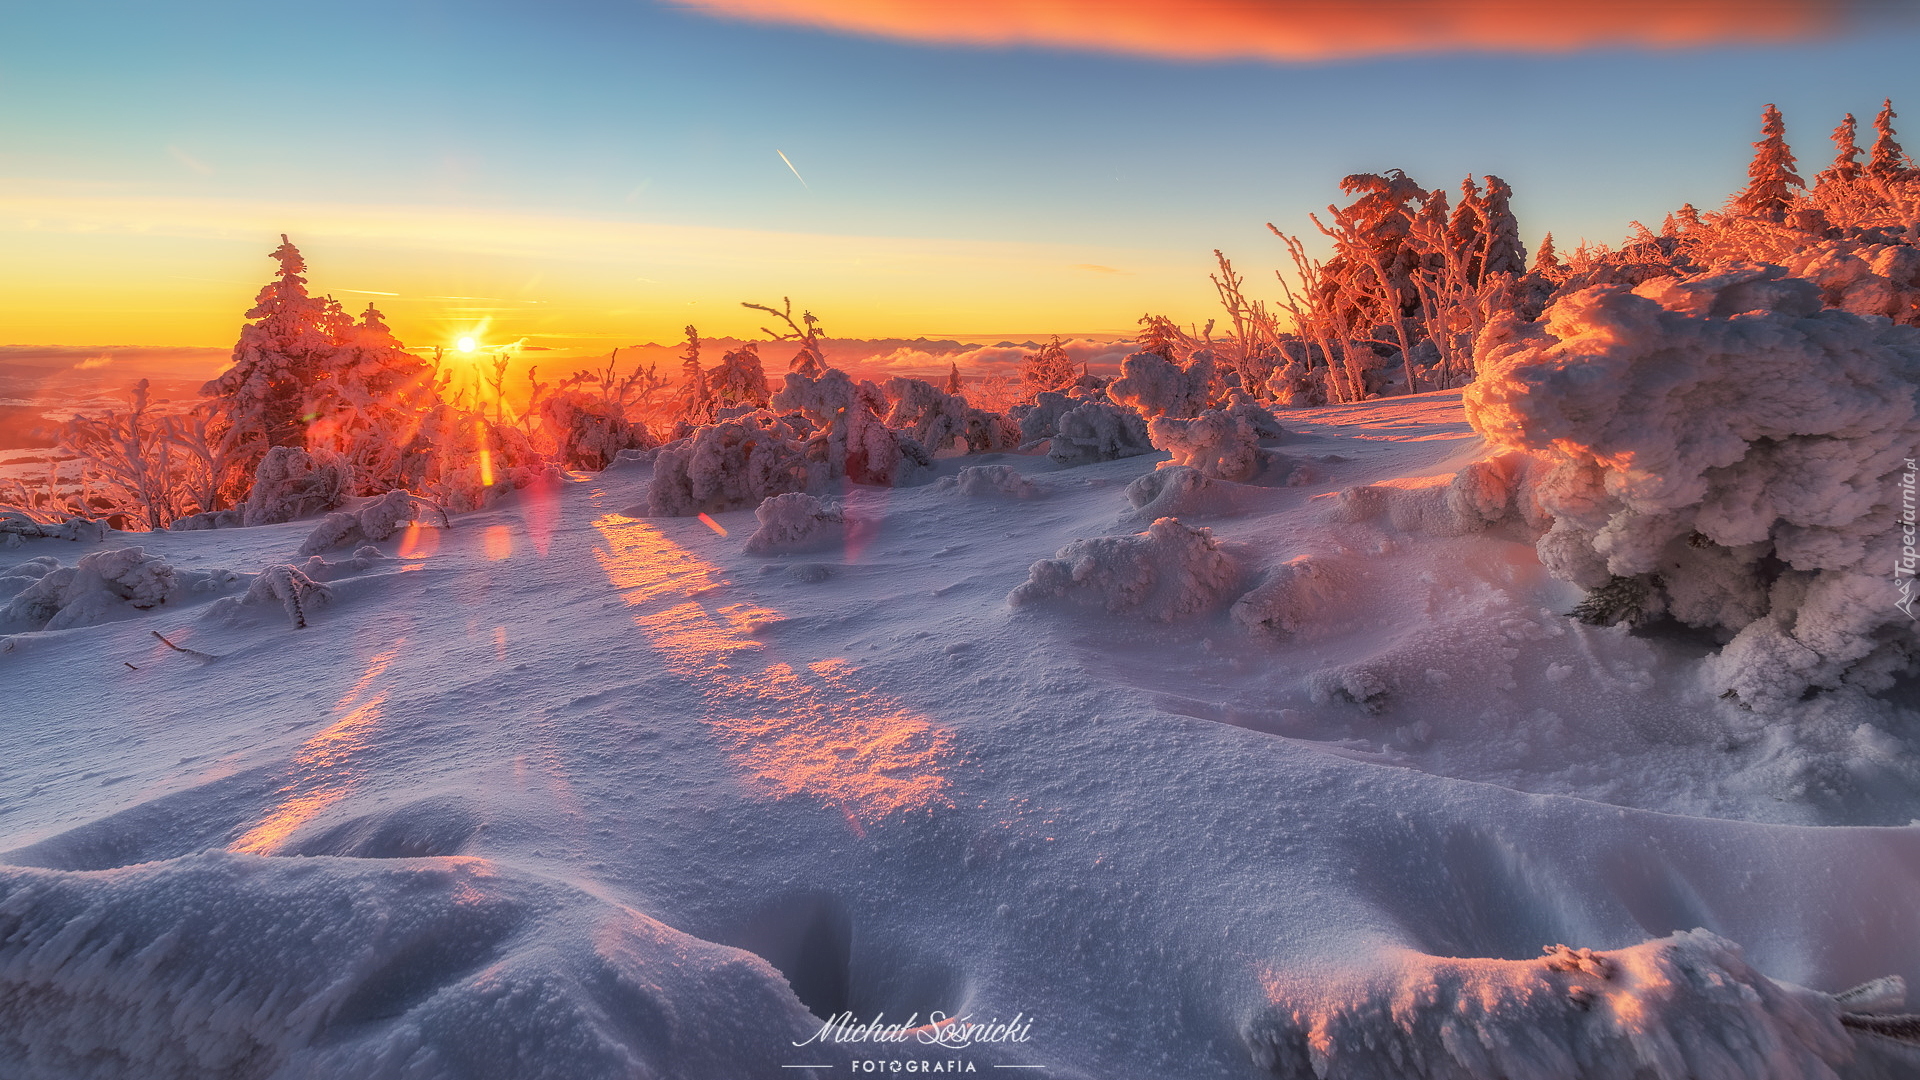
[671,0,1875,62]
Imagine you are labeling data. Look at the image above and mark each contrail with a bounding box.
[775,149,810,190]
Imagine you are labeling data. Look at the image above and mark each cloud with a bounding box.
[670,0,1871,61]
[73,354,115,370]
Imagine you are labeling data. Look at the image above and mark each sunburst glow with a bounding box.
[456,335,477,352]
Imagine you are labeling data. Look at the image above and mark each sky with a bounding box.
[2,0,1919,361]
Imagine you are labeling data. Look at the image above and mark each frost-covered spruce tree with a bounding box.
[202,235,351,505]
[1021,336,1077,399]
[1478,176,1527,278]
[1816,113,1866,187]
[707,343,771,412]
[1734,104,1804,224]
[302,304,436,495]
[1869,99,1910,180]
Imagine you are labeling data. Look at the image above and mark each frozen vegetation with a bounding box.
[4,102,1920,1079]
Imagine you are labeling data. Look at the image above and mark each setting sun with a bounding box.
[456,335,477,353]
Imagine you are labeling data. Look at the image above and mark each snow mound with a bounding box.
[1123,465,1246,522]
[223,564,331,629]
[1786,239,1920,324]
[1230,554,1354,637]
[936,464,1044,499]
[744,492,845,554]
[647,411,814,517]
[1245,930,1854,1080]
[241,446,350,527]
[1328,454,1534,538]
[1047,399,1155,468]
[0,851,821,1080]
[1,513,107,547]
[1009,517,1240,620]
[1149,408,1263,481]
[0,548,215,632]
[297,490,446,557]
[1467,261,1920,710]
[1011,390,1077,443]
[1108,350,1214,419]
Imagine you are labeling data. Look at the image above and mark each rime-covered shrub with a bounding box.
[1107,351,1216,419]
[1466,261,1920,710]
[883,377,970,453]
[237,564,331,628]
[537,390,658,471]
[771,369,932,487]
[297,490,446,557]
[0,556,60,603]
[745,492,845,554]
[1783,239,1920,324]
[3,548,177,631]
[1047,400,1154,468]
[1008,517,1240,620]
[1148,409,1263,481]
[1011,391,1078,443]
[392,406,548,514]
[647,412,814,517]
[241,446,349,527]
[938,464,1043,499]
[1222,388,1286,439]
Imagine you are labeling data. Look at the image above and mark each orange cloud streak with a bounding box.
[672,0,1847,61]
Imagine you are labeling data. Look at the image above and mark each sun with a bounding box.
[456,336,477,353]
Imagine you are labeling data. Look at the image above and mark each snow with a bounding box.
[1046,399,1154,467]
[3,385,1919,1079]
[745,492,846,554]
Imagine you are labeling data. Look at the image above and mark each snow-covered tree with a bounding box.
[1532,233,1560,275]
[1478,176,1527,277]
[1733,104,1803,224]
[1021,336,1078,399]
[1869,99,1909,180]
[1816,113,1866,187]
[202,235,352,505]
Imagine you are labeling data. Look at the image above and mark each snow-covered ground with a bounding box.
[4,390,1920,1079]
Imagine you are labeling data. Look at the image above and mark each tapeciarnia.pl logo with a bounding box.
[1899,458,1917,620]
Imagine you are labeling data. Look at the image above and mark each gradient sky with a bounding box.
[3,0,1919,358]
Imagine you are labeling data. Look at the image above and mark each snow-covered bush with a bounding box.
[1009,517,1240,620]
[744,492,845,554]
[0,512,107,547]
[647,412,814,517]
[241,446,349,527]
[1047,400,1155,468]
[1245,930,1854,1080]
[237,564,331,629]
[938,464,1043,499]
[771,369,932,487]
[1148,409,1263,481]
[1107,350,1215,419]
[0,557,61,603]
[883,377,969,453]
[1466,262,1920,710]
[1783,239,1920,324]
[536,390,658,471]
[3,548,178,631]
[298,490,447,557]
[1011,391,1078,444]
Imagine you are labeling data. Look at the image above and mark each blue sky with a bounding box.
[3,0,1918,348]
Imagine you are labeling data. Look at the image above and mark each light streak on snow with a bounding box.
[232,640,406,854]
[483,524,514,561]
[591,512,954,827]
[475,419,495,487]
[397,521,441,558]
[697,512,729,537]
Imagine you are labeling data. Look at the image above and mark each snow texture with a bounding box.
[1231,553,1353,636]
[298,490,444,557]
[241,446,350,528]
[744,492,845,554]
[1047,399,1155,468]
[1245,930,1853,1080]
[646,411,814,517]
[1466,261,1920,710]
[1009,516,1240,620]
[1,513,108,548]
